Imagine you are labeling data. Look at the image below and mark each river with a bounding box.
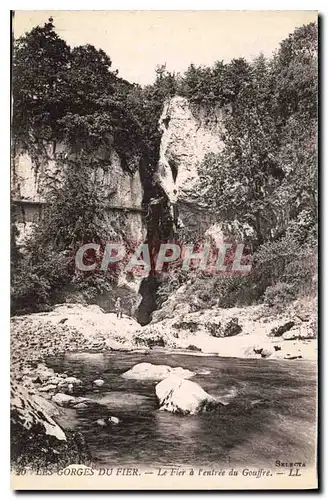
[46,351,317,470]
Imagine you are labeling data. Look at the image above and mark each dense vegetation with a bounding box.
[156,23,318,311]
[11,18,317,315]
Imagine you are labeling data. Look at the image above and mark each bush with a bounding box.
[133,331,166,348]
[11,266,51,315]
[263,282,298,308]
[172,321,199,333]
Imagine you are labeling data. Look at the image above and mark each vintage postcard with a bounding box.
[10,10,318,490]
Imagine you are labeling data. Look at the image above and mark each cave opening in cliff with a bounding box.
[170,159,178,183]
[135,275,158,326]
[136,155,176,325]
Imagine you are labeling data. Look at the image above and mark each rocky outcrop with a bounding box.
[270,321,295,337]
[12,141,146,245]
[96,417,120,427]
[134,293,317,360]
[204,317,242,338]
[93,379,105,387]
[155,376,218,415]
[157,96,225,205]
[11,385,66,441]
[10,304,145,412]
[11,384,91,472]
[157,96,225,232]
[122,362,194,381]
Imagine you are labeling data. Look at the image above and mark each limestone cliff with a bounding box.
[157,96,226,235]
[12,142,146,246]
[11,97,227,321]
[12,96,226,249]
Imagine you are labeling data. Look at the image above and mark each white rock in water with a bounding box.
[93,379,105,387]
[62,376,82,385]
[122,362,194,381]
[108,416,120,425]
[52,393,75,407]
[196,369,211,375]
[155,375,218,415]
[96,418,106,427]
[73,402,88,409]
[39,384,58,392]
[62,464,92,471]
[47,376,65,386]
[282,331,299,341]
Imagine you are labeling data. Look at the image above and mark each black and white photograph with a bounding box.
[10,10,318,490]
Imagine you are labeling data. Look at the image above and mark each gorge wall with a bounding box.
[12,141,146,247]
[11,139,153,316]
[11,96,226,322]
[137,97,227,324]
[157,96,226,239]
[12,96,225,246]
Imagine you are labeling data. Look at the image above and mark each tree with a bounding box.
[199,55,282,246]
[271,22,318,122]
[66,44,116,112]
[198,22,317,307]
[12,18,71,146]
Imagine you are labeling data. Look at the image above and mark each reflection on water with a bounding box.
[46,351,317,469]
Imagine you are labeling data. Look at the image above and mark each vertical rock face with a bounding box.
[11,142,146,245]
[11,141,148,309]
[11,98,226,319]
[12,143,64,203]
[157,96,226,234]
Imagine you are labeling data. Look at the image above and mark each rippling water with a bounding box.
[46,351,317,469]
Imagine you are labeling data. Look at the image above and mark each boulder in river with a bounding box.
[122,362,194,381]
[108,416,120,425]
[48,376,66,386]
[207,317,242,338]
[196,369,211,375]
[39,384,58,392]
[57,377,83,394]
[52,393,76,407]
[73,402,88,410]
[282,331,299,341]
[96,419,107,427]
[155,376,218,415]
[270,321,295,337]
[93,379,105,387]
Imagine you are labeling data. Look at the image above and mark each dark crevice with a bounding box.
[136,153,176,325]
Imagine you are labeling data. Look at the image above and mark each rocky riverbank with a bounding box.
[11,297,317,383]
[11,298,317,472]
[10,304,139,472]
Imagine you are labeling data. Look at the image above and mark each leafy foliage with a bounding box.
[195,22,318,308]
[156,22,318,310]
[12,18,146,166]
